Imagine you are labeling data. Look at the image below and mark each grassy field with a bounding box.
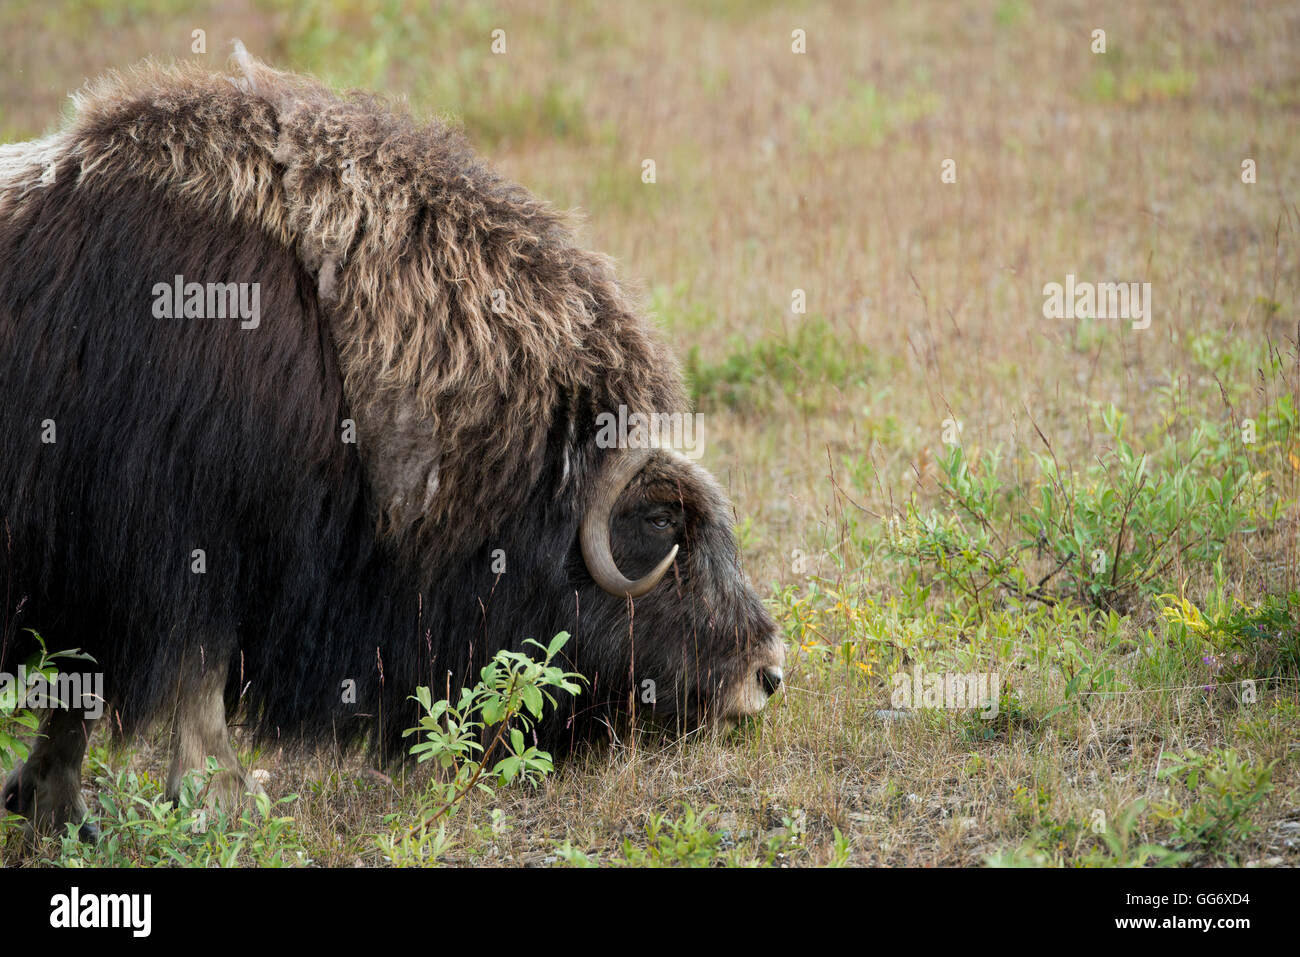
[2,0,1299,867]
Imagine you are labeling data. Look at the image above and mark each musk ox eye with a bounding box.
[648,514,672,530]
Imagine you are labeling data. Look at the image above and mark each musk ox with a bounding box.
[0,46,784,840]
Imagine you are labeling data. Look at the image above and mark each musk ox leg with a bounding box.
[165,661,263,816]
[2,708,99,843]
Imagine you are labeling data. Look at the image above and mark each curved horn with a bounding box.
[580,448,679,598]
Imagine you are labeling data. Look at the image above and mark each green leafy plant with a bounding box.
[382,632,585,860]
[1040,625,1128,721]
[686,315,876,413]
[1019,407,1255,608]
[1159,590,1300,684]
[1081,801,1190,867]
[49,755,306,867]
[553,839,599,867]
[891,405,1261,614]
[1,631,96,775]
[989,800,1188,867]
[617,804,725,867]
[1155,747,1276,855]
[827,826,852,866]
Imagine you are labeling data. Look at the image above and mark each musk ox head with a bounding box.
[572,446,786,730]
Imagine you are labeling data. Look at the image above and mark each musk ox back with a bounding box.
[0,49,784,839]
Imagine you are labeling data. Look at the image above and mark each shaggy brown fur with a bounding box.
[29,46,684,560]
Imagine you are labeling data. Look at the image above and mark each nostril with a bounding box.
[759,666,783,696]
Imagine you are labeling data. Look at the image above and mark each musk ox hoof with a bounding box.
[3,760,97,843]
[2,760,32,815]
[77,820,101,843]
[215,767,268,811]
[168,767,267,822]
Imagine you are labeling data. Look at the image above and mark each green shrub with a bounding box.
[617,804,725,867]
[1155,748,1276,856]
[687,315,875,412]
[1159,590,1300,685]
[891,404,1263,613]
[47,756,306,867]
[378,632,584,864]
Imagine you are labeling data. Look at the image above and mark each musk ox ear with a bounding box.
[580,448,678,598]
